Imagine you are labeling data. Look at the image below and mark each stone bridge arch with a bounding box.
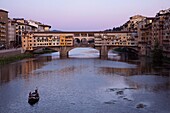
[107,46,139,60]
[108,46,139,55]
[68,47,100,57]
[94,46,139,59]
[26,45,139,59]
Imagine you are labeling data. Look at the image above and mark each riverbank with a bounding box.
[0,48,56,65]
[0,53,33,65]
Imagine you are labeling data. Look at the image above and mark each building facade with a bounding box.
[0,9,8,48]
[122,15,146,32]
[12,18,51,47]
[14,18,37,47]
[22,32,74,51]
[162,13,170,57]
[152,9,170,58]
[137,17,154,56]
[137,8,170,58]
[8,19,16,48]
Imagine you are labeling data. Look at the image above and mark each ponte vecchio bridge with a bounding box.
[22,31,139,58]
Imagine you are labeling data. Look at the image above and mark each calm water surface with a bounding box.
[0,48,170,113]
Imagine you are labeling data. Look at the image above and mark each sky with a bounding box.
[0,0,170,31]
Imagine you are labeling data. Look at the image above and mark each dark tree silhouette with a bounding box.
[152,41,163,66]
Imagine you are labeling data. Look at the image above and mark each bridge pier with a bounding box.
[100,45,108,59]
[60,46,69,58]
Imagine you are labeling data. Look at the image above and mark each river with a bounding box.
[0,48,170,113]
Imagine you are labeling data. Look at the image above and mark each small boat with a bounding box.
[28,88,40,105]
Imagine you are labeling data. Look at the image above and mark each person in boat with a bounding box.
[35,88,38,94]
[34,88,39,97]
[28,89,39,104]
[29,92,32,97]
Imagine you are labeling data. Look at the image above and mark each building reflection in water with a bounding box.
[0,56,52,84]
[126,75,170,92]
[97,59,170,92]
[97,67,137,76]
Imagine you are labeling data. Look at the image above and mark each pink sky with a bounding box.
[1,0,170,31]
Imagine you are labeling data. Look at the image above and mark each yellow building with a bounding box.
[22,32,74,51]
[65,36,74,46]
[60,35,66,46]
[59,35,74,46]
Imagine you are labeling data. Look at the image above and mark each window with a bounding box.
[74,33,80,37]
[88,33,94,37]
[81,33,87,37]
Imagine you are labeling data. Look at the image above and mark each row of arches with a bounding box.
[74,38,94,45]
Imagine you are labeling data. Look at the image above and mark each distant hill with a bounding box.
[51,30,63,32]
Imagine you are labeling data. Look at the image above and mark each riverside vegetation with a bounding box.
[0,49,56,65]
[0,53,33,65]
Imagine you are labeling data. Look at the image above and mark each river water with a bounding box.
[0,48,170,113]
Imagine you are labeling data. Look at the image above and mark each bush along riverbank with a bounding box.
[0,53,33,65]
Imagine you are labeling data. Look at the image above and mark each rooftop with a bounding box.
[31,31,136,34]
[0,9,8,13]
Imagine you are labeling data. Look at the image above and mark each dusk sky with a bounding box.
[1,0,170,31]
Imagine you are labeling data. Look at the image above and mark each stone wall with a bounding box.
[0,48,22,58]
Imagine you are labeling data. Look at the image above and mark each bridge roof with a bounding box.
[31,31,136,34]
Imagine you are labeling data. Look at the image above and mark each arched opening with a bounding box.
[68,47,99,58]
[111,47,138,60]
[32,47,58,54]
[108,49,120,60]
[74,38,81,45]
[81,38,88,44]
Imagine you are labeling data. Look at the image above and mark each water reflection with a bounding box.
[126,75,170,92]
[0,57,52,84]
[98,67,137,76]
[0,48,170,113]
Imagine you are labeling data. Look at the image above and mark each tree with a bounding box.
[152,41,163,66]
